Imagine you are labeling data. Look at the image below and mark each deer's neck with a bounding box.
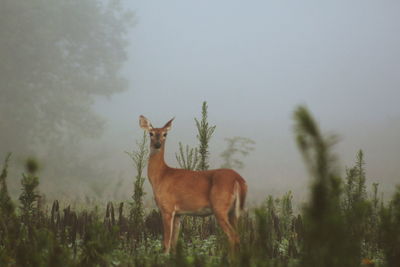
[148,146,168,187]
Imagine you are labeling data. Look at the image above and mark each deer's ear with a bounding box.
[163,117,174,131]
[139,115,153,131]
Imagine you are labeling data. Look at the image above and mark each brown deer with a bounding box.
[139,115,247,253]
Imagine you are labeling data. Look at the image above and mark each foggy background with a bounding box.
[2,0,399,205]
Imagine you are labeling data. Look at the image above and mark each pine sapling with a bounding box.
[126,131,149,242]
[195,101,216,171]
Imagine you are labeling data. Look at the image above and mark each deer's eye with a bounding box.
[149,132,154,137]
[163,133,167,137]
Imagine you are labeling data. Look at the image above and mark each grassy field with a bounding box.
[1,106,399,266]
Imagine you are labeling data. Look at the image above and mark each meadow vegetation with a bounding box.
[0,104,399,266]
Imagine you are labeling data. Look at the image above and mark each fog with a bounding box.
[2,0,400,204]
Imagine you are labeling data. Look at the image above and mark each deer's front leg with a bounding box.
[171,215,181,252]
[161,211,175,253]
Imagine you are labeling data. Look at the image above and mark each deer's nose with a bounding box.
[154,142,162,149]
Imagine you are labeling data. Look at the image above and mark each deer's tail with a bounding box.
[234,179,247,218]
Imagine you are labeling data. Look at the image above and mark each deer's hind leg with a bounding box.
[229,208,238,231]
[210,183,240,249]
[215,211,239,248]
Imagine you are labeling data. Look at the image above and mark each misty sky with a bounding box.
[94,1,400,201]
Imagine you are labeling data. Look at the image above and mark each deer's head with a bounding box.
[139,115,174,150]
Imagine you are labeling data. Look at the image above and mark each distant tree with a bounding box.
[0,0,133,155]
[195,101,216,171]
[220,136,255,169]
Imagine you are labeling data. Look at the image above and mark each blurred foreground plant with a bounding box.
[294,106,360,267]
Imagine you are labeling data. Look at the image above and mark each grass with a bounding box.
[1,105,399,266]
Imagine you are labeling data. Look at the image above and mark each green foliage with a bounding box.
[176,142,200,170]
[126,131,149,242]
[379,186,400,267]
[365,182,381,257]
[79,222,119,267]
[0,104,399,266]
[0,153,18,265]
[220,136,255,169]
[254,205,274,258]
[294,106,359,267]
[19,158,41,226]
[0,168,394,267]
[195,101,216,171]
[343,150,367,209]
[0,153,15,220]
[279,191,294,239]
[251,193,299,261]
[342,150,372,259]
[15,228,73,267]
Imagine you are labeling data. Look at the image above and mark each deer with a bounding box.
[139,115,247,253]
